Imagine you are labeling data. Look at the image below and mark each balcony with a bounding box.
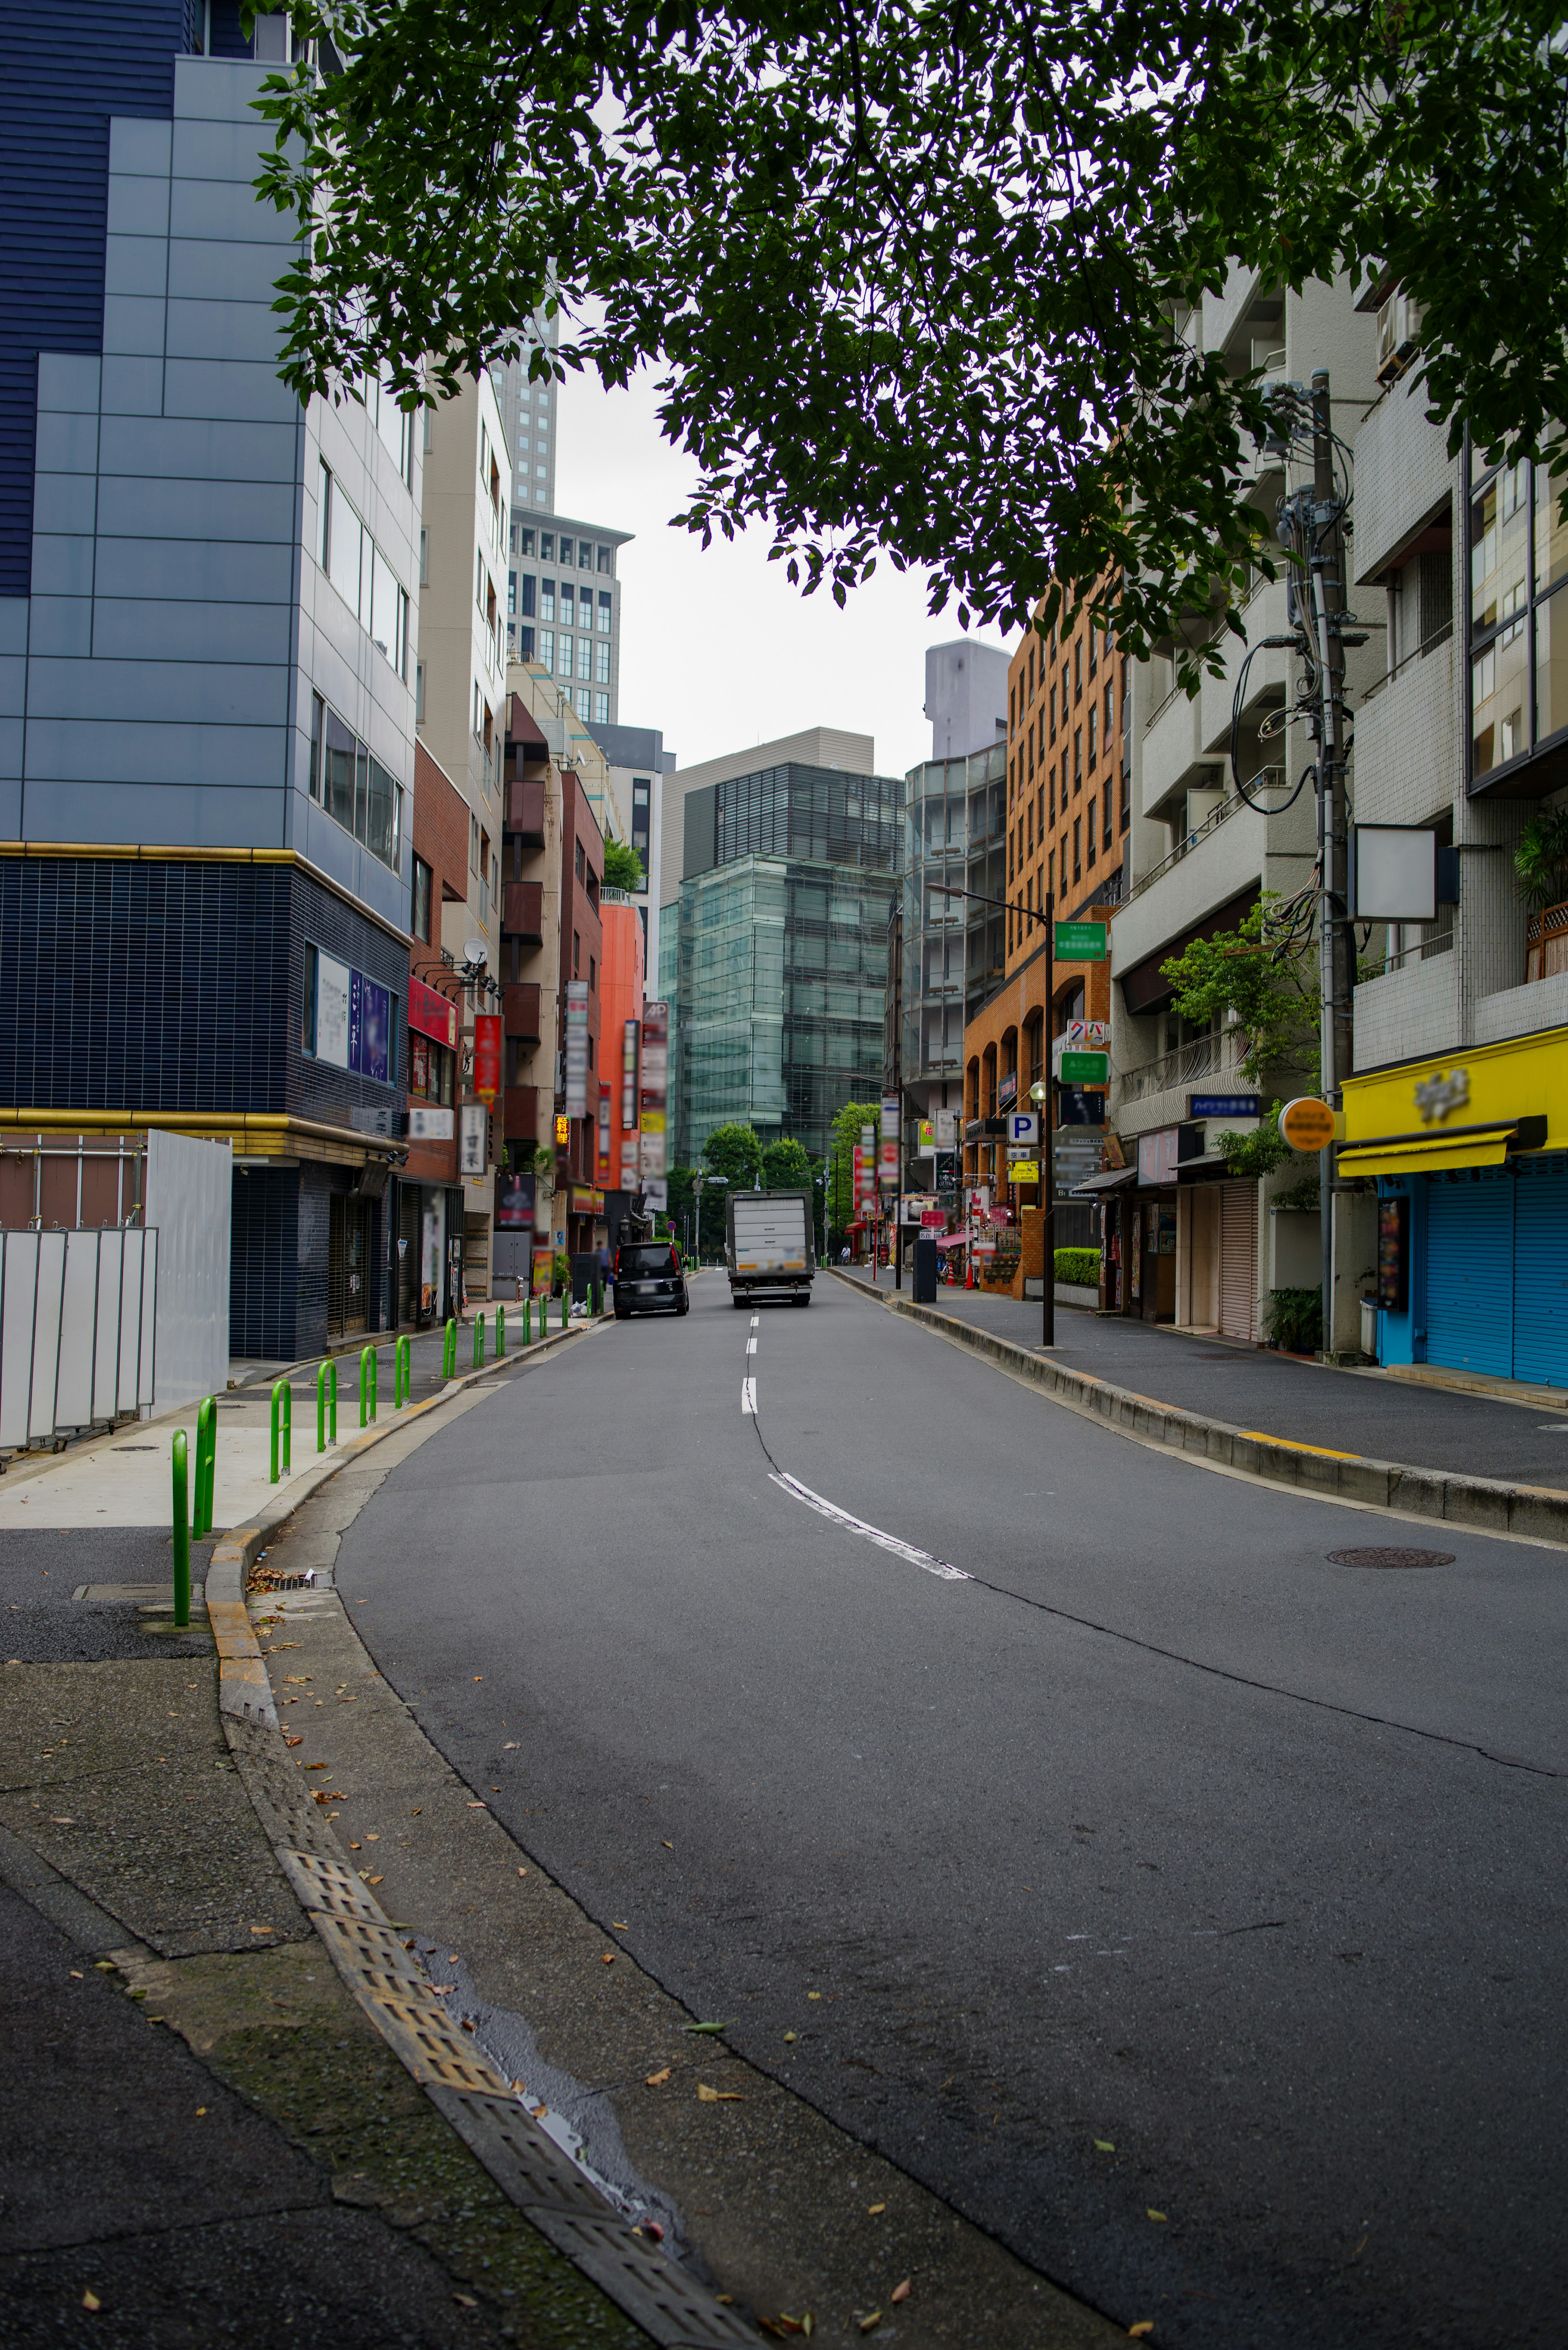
[503,981,541,1041]
[503,1085,540,1142]
[505,773,546,843]
[1115,1025,1247,1106]
[502,881,543,942]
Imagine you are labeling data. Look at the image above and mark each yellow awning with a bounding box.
[1337,1125,1517,1177]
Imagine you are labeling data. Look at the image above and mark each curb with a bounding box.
[827,1267,1568,1547]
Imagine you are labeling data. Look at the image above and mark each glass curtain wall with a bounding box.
[900,740,1007,1086]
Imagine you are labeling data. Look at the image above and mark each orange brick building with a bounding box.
[962,579,1127,1266]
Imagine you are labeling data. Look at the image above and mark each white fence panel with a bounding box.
[28,1232,67,1442]
[53,1231,103,1430]
[0,1235,42,1450]
[0,1227,160,1449]
[145,1132,230,1409]
[136,1229,158,1413]
[92,1230,125,1424]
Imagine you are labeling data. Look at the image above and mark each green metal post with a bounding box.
[522,1297,531,1344]
[496,1305,505,1358]
[394,1333,410,1407]
[443,1318,457,1378]
[270,1377,291,1482]
[172,1429,190,1629]
[361,1344,379,1427]
[474,1311,484,1369]
[194,1397,215,1539]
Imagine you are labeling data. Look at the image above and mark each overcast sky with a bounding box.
[555,364,1018,780]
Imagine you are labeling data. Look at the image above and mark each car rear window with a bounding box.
[617,1245,679,1278]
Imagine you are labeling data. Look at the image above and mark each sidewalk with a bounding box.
[840,1266,1568,1489]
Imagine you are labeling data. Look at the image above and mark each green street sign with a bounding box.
[1055,921,1107,960]
[1058,1050,1110,1084]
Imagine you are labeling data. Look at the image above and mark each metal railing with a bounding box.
[1124,778,1275,906]
[1115,1026,1247,1104]
[1358,927,1454,981]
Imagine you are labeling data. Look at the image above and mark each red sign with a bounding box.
[408,975,456,1048]
[473,1014,501,1108]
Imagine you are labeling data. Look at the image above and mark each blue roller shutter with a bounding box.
[1423,1173,1514,1378]
[1511,1157,1568,1390]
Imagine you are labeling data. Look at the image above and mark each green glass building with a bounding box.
[671,763,903,1166]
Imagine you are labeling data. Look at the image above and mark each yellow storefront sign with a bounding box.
[1339,1022,1568,1177]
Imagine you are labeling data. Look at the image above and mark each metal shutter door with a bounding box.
[1218,1182,1257,1342]
[1423,1173,1514,1378]
[1511,1158,1568,1389]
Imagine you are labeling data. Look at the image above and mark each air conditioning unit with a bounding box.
[1376,290,1423,387]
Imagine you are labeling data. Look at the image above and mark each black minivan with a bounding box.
[612,1241,689,1319]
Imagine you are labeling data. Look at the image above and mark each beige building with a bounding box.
[415,370,513,1296]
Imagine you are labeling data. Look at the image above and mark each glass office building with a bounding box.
[673,764,903,1164]
[898,740,1008,1099]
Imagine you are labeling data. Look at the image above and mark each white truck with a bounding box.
[726,1189,816,1307]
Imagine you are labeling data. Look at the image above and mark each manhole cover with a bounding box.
[1326,1545,1455,1570]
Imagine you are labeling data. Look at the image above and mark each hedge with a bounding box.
[1054,1247,1099,1287]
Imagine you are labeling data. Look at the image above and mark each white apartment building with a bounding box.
[1106,274,1383,1342]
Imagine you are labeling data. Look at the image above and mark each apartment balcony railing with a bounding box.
[502,1085,540,1143]
[1124,776,1275,907]
[1115,1025,1247,1104]
[505,773,546,841]
[501,880,543,941]
[1526,899,1568,983]
[503,981,541,1040]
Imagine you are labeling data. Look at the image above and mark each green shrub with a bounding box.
[1054,1247,1099,1287]
[1265,1286,1322,1354]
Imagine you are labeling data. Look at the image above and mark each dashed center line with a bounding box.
[746,1336,757,1354]
[742,1378,758,1415]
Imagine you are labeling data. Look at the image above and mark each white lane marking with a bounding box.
[769,1471,971,1583]
[746,1336,757,1355]
[742,1378,757,1414]
[750,1316,760,1329]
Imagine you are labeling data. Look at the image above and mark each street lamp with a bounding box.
[1029,1078,1053,1348]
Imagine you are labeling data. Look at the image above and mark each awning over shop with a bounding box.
[933,1231,967,1250]
[1337,1117,1544,1178]
[1069,1165,1138,1196]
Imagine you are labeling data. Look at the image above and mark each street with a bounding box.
[330,1271,1568,2349]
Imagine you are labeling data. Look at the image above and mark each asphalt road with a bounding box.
[336,1270,1568,2349]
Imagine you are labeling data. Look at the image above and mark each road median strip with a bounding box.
[829,1269,1568,1547]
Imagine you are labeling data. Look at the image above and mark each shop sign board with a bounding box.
[1059,1050,1109,1085]
[407,1105,453,1141]
[998,1070,1018,1110]
[881,1095,900,1140]
[1191,1093,1261,1120]
[554,1113,570,1145]
[459,1103,488,1175]
[639,1001,669,1176]
[473,1013,501,1107]
[564,979,590,1117]
[1055,921,1107,960]
[1008,1112,1039,1145]
[1010,1160,1040,1185]
[934,1107,958,1146]
[1279,1097,1338,1151]
[1137,1127,1180,1185]
[408,975,458,1048]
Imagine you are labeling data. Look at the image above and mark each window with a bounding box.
[1027,722,1035,778]
[519,527,535,558]
[1103,787,1114,850]
[1073,816,1082,880]
[1026,796,1033,852]
[1048,763,1055,822]
[419,528,429,586]
[1074,728,1082,789]
[409,1030,454,1105]
[589,955,596,992]
[598,545,612,572]
[561,581,575,629]
[1105,680,1114,743]
[415,661,425,724]
[1086,798,1097,865]
[1074,640,1082,702]
[309,692,324,799]
[1087,705,1097,768]
[520,574,536,618]
[476,548,486,613]
[575,839,585,883]
[594,691,609,722]
[313,699,404,871]
[573,928,581,975]
[519,627,536,662]
[540,532,554,561]
[597,590,611,632]
[1049,683,1056,743]
[1027,646,1035,700]
[470,813,480,873]
[557,635,572,678]
[538,629,553,671]
[507,571,516,616]
[577,636,592,680]
[412,855,432,943]
[316,462,409,678]
[1088,625,1098,680]
[1010,685,1016,732]
[579,540,593,568]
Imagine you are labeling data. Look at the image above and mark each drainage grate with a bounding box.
[1327,1545,1455,1570]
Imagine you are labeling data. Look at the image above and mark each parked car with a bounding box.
[612,1240,689,1319]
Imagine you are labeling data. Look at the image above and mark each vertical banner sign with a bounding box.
[597,1091,611,1184]
[879,1093,900,1188]
[564,979,589,1118]
[639,1001,669,1179]
[459,1104,488,1176]
[620,1020,640,1188]
[857,1124,877,1211]
[472,1012,501,1108]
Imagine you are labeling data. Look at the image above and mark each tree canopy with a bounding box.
[761,1137,813,1190]
[702,1122,764,1189]
[600,838,644,893]
[256,0,1568,670]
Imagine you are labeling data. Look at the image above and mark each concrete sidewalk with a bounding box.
[842,1266,1568,1490]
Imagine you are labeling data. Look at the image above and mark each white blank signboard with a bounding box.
[1352,826,1437,923]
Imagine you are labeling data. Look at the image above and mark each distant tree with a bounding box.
[762,1137,811,1190]
[601,838,644,894]
[827,1100,882,1241]
[702,1123,764,1190]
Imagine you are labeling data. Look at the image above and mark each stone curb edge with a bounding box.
[826,1266,1568,1548]
[205,1318,596,1723]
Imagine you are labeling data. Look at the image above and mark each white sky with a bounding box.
[555,363,1018,779]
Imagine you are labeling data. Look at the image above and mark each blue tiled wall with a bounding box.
[229,1158,297,1358]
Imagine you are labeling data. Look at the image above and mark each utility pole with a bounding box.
[891,899,904,1293]
[1308,370,1354,1358]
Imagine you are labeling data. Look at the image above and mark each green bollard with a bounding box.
[394,1333,410,1408]
[172,1429,190,1629]
[443,1318,457,1379]
[360,1344,378,1426]
[474,1311,484,1369]
[192,1396,216,1539]
[270,1377,291,1483]
[317,1357,337,1451]
[522,1297,531,1344]
[496,1305,506,1358]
